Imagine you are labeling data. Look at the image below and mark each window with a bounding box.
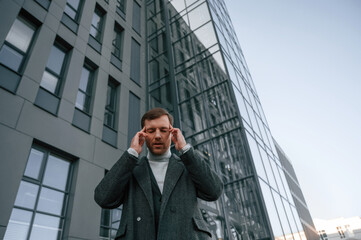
[132,1,141,34]
[103,78,119,146]
[130,38,140,84]
[88,5,105,52]
[116,0,126,18]
[0,16,36,73]
[35,39,71,115]
[0,14,38,92]
[90,6,105,42]
[110,23,124,69]
[75,65,94,113]
[62,0,83,32]
[127,92,140,146]
[104,80,118,129]
[40,44,68,95]
[64,0,82,20]
[99,207,122,240]
[4,145,73,240]
[73,62,96,132]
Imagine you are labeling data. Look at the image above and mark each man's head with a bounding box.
[141,108,174,155]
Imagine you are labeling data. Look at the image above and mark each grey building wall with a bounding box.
[0,0,146,239]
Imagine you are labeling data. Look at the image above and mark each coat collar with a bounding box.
[133,153,184,220]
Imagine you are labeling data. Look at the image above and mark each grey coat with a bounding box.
[94,148,223,240]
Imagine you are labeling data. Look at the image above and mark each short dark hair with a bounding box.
[141,108,174,128]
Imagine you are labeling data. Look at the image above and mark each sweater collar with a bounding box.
[147,148,171,162]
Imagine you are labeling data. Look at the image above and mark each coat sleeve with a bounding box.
[180,147,223,201]
[94,151,138,209]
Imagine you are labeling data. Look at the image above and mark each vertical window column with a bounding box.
[62,0,83,33]
[130,38,141,85]
[127,92,140,147]
[4,145,73,240]
[110,23,124,70]
[88,5,106,53]
[35,39,71,115]
[102,78,119,147]
[116,0,126,19]
[0,14,37,92]
[132,1,141,35]
[72,61,97,132]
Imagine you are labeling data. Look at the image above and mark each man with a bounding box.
[94,108,223,240]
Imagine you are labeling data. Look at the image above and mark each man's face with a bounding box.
[144,115,171,155]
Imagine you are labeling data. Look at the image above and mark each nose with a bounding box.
[154,129,161,139]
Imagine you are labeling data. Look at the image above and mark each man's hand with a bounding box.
[130,127,147,154]
[170,126,186,151]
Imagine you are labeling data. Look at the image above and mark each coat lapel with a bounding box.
[133,157,154,215]
[159,154,184,220]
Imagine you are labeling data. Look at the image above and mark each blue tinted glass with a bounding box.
[29,214,61,240]
[4,208,33,240]
[43,155,70,191]
[24,148,44,180]
[37,187,65,215]
[46,46,65,75]
[14,181,39,209]
[0,44,24,72]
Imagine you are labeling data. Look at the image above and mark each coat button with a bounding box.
[136,217,141,222]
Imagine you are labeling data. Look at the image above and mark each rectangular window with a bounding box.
[64,0,82,21]
[72,61,97,132]
[40,44,68,95]
[103,78,119,147]
[110,23,124,70]
[127,92,140,146]
[104,80,118,129]
[35,38,71,115]
[62,0,83,32]
[4,144,73,240]
[0,13,38,92]
[130,38,140,84]
[90,6,105,42]
[132,1,141,34]
[0,16,36,73]
[116,0,126,18]
[88,5,105,52]
[99,207,122,240]
[75,65,94,113]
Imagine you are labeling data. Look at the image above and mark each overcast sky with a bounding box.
[225,0,361,220]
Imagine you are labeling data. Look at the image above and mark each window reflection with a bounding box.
[5,145,72,240]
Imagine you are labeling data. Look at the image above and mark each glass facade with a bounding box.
[146,0,310,239]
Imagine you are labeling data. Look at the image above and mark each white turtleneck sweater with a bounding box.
[127,147,171,194]
[147,149,171,193]
[127,144,191,193]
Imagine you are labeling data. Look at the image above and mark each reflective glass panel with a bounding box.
[37,187,65,215]
[188,2,210,31]
[4,208,32,240]
[40,71,58,94]
[5,18,35,53]
[0,44,24,72]
[246,133,267,180]
[46,46,66,75]
[29,213,61,240]
[75,91,87,111]
[192,22,217,50]
[259,180,283,239]
[79,67,90,92]
[43,155,70,191]
[14,181,39,209]
[273,192,292,238]
[24,148,44,180]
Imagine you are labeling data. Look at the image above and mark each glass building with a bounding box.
[0,0,317,239]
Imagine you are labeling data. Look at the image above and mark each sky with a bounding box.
[225,0,361,220]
